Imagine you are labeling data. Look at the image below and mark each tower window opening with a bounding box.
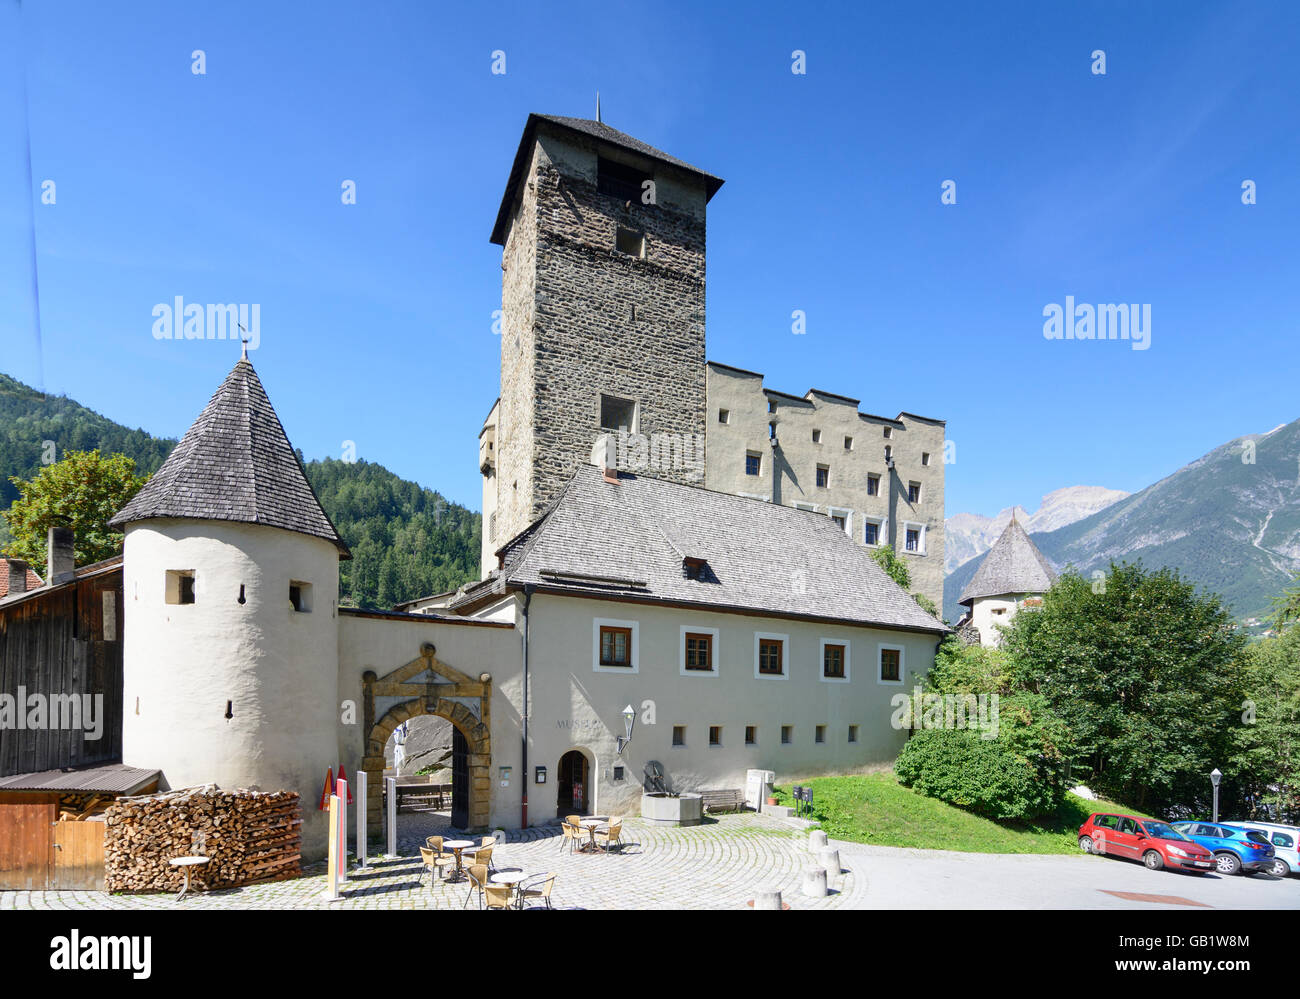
[600,394,637,433]
[166,570,196,605]
[615,226,646,258]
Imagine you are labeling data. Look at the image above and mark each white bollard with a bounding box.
[492,828,507,845]
[357,771,368,868]
[809,829,828,850]
[337,778,348,883]
[818,848,841,875]
[384,776,398,858]
[801,867,828,898]
[753,889,783,910]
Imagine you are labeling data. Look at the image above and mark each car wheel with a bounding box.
[1143,850,1164,871]
[1271,858,1290,878]
[1079,836,1095,854]
[1214,852,1241,875]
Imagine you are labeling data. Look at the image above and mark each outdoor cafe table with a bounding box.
[490,869,526,908]
[442,839,476,880]
[577,818,608,853]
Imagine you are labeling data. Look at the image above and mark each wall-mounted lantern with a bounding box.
[617,704,636,755]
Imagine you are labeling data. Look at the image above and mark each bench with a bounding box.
[394,783,452,813]
[699,789,747,814]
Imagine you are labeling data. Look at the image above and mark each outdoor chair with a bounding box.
[419,846,454,886]
[560,820,581,854]
[463,864,490,909]
[474,845,495,872]
[594,819,622,854]
[565,814,581,827]
[483,884,515,910]
[480,835,495,849]
[519,872,556,910]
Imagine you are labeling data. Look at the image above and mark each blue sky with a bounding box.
[2,0,1298,518]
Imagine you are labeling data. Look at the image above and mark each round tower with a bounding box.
[110,356,349,858]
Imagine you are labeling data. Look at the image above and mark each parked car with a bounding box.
[1078,813,1215,873]
[1169,821,1276,875]
[1226,820,1299,878]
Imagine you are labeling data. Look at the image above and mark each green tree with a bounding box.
[1001,561,1250,814]
[1231,625,1300,821]
[1272,574,1300,631]
[3,450,148,569]
[871,544,910,589]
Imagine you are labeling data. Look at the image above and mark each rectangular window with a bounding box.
[718,408,729,424]
[864,521,879,546]
[768,399,777,414]
[908,481,922,504]
[823,643,846,678]
[815,725,826,744]
[684,632,714,671]
[600,394,637,433]
[709,726,721,747]
[745,725,756,746]
[867,474,880,496]
[883,426,892,439]
[848,725,859,743]
[879,646,902,683]
[597,156,649,201]
[844,435,853,450]
[758,638,784,675]
[906,528,921,552]
[289,581,312,613]
[922,452,931,466]
[781,725,792,745]
[615,226,645,258]
[672,725,685,747]
[745,451,761,476]
[599,626,632,667]
[816,464,829,488]
[830,513,846,531]
[812,429,822,444]
[166,570,196,605]
[768,421,777,440]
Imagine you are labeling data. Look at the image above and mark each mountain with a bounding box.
[0,372,480,609]
[943,420,1300,625]
[945,486,1128,573]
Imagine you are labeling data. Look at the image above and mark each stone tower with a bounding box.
[481,114,724,573]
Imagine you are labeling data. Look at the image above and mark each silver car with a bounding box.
[1229,820,1299,878]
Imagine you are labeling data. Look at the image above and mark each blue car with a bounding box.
[1170,821,1276,875]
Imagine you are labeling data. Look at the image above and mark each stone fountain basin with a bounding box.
[641,791,702,826]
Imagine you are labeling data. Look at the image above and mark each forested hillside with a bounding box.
[0,372,480,608]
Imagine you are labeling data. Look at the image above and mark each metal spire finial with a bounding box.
[596,91,601,123]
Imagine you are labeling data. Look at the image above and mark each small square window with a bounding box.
[600,626,632,667]
[613,766,625,781]
[864,521,880,546]
[600,394,637,433]
[883,426,892,439]
[880,647,902,683]
[768,399,777,414]
[922,452,931,466]
[815,725,826,744]
[844,436,853,450]
[816,464,829,488]
[759,638,784,675]
[906,528,922,552]
[781,725,792,745]
[709,726,721,747]
[823,643,846,678]
[684,632,714,671]
[289,581,312,613]
[867,474,880,496]
[908,481,922,504]
[166,570,196,605]
[615,226,645,258]
[672,725,686,747]
[830,513,846,531]
[848,725,859,743]
[745,725,756,745]
[745,451,762,476]
[812,429,822,444]
[718,408,730,424]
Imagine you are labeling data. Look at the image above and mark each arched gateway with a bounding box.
[360,642,492,834]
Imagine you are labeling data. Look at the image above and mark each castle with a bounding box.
[1,114,949,864]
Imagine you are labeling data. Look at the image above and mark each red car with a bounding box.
[1078,812,1215,873]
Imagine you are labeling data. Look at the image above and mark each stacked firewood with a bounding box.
[57,792,113,821]
[104,785,301,892]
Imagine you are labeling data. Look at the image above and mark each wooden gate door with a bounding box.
[0,797,56,890]
[52,821,106,890]
[451,726,469,829]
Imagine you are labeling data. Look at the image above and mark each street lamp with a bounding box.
[617,704,636,755]
[1210,768,1222,823]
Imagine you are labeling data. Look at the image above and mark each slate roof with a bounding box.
[957,519,1058,606]
[109,359,350,556]
[473,465,945,634]
[491,113,725,245]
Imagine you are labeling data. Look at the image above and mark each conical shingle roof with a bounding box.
[109,359,350,557]
[957,518,1056,606]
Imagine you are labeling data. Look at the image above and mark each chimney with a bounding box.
[48,526,75,585]
[5,558,29,595]
[590,434,619,484]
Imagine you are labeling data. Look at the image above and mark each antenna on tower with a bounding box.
[596,91,601,123]
[237,322,250,360]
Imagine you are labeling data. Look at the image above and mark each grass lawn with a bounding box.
[772,772,1152,855]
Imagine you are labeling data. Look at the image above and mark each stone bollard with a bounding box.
[753,889,783,910]
[801,867,828,898]
[809,829,828,850]
[818,848,841,875]
[492,828,507,845]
